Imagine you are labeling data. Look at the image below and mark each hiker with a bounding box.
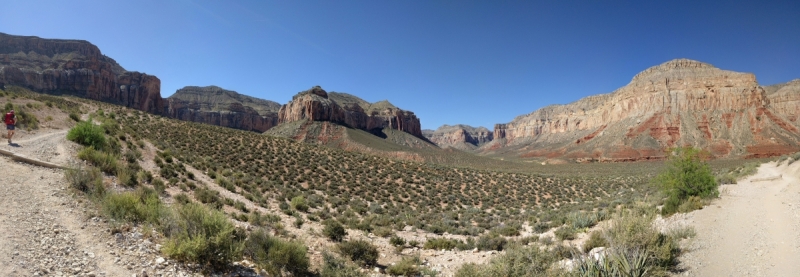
[5,109,16,144]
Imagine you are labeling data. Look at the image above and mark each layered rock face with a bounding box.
[0,32,163,114]
[278,86,422,137]
[423,124,493,150]
[486,59,800,160]
[166,86,281,132]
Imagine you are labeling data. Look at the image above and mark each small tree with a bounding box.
[655,147,718,215]
[324,220,347,242]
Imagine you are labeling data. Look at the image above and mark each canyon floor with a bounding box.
[677,161,800,277]
[3,127,800,277]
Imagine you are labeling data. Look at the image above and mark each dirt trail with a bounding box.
[679,161,800,276]
[0,128,196,277]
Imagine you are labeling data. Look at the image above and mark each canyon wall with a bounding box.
[423,125,493,150]
[486,59,800,160]
[165,86,281,132]
[0,32,164,114]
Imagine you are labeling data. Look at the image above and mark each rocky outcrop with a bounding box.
[766,79,800,123]
[423,125,493,150]
[165,86,281,132]
[278,86,422,137]
[486,59,800,161]
[0,32,163,114]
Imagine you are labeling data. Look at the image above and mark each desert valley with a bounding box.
[1,21,800,277]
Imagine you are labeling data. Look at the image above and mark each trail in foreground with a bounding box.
[680,161,800,276]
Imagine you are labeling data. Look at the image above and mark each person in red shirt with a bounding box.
[5,109,16,144]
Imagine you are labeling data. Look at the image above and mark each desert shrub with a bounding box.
[67,120,108,151]
[582,231,608,253]
[665,225,696,240]
[603,210,679,273]
[677,195,705,213]
[102,188,164,224]
[69,112,81,122]
[323,220,348,242]
[423,237,464,250]
[161,202,245,269]
[243,229,309,276]
[152,178,166,194]
[320,252,366,277]
[14,108,38,129]
[555,226,577,241]
[532,222,550,234]
[337,239,379,267]
[77,147,119,174]
[654,147,717,215]
[65,165,105,199]
[568,211,599,229]
[389,235,406,247]
[386,255,422,276]
[574,248,650,277]
[455,244,561,277]
[495,225,521,236]
[373,227,393,238]
[291,196,309,212]
[476,234,507,251]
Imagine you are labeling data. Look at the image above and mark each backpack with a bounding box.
[4,112,13,125]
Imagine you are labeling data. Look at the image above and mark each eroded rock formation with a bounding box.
[0,32,164,114]
[486,59,800,161]
[423,124,493,150]
[278,86,422,137]
[165,86,281,132]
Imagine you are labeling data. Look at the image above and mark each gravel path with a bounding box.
[679,161,800,276]
[0,129,201,277]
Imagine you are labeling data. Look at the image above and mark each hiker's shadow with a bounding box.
[9,143,20,147]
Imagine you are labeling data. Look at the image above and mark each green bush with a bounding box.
[337,239,379,267]
[555,226,577,241]
[291,196,309,212]
[423,237,464,250]
[455,245,561,277]
[386,255,422,276]
[243,229,309,276]
[69,112,81,122]
[77,147,119,174]
[67,120,108,151]
[161,203,245,269]
[654,147,718,215]
[582,231,608,253]
[603,210,679,273]
[102,188,164,224]
[320,252,366,277]
[65,165,105,199]
[323,220,348,242]
[389,235,406,247]
[476,234,507,251]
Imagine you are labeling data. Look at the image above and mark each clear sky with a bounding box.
[3,0,799,130]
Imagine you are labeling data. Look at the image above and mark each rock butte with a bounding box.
[278,86,422,137]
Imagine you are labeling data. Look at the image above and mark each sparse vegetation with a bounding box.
[337,239,379,267]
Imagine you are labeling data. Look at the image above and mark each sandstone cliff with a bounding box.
[485,59,800,161]
[0,32,164,114]
[278,86,422,137]
[165,86,281,132]
[423,124,493,150]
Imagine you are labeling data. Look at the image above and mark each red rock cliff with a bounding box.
[486,59,800,160]
[423,124,493,150]
[0,32,163,114]
[278,87,423,137]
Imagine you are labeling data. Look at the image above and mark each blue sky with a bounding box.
[3,0,799,130]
